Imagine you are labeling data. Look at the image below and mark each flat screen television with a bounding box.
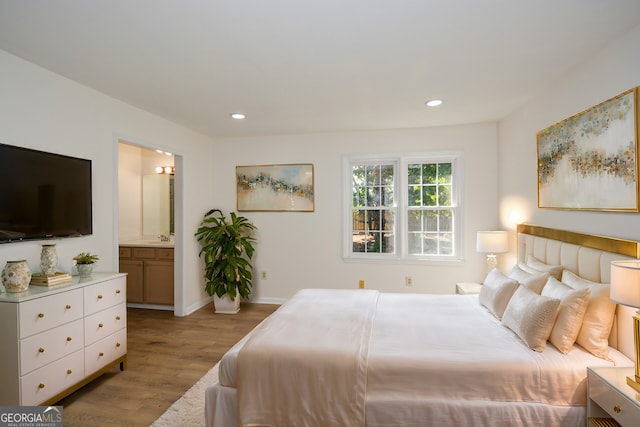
[0,143,92,243]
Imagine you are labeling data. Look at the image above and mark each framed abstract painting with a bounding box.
[537,87,640,211]
[236,164,314,212]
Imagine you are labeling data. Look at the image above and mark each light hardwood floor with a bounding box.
[57,302,279,426]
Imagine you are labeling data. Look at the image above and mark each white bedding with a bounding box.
[208,289,632,427]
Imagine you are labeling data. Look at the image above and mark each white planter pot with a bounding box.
[213,293,240,314]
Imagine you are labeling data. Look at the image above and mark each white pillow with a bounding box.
[479,268,519,320]
[509,264,549,294]
[502,285,561,352]
[561,270,616,360]
[524,255,563,280]
[541,276,591,354]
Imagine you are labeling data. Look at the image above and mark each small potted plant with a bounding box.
[195,209,256,313]
[73,252,99,278]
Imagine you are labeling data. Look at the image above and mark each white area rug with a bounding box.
[150,362,219,427]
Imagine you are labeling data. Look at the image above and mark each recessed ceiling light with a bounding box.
[425,99,443,107]
[231,113,246,120]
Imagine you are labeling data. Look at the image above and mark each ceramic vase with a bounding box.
[1,260,32,293]
[40,244,58,275]
[213,293,241,314]
[76,263,94,278]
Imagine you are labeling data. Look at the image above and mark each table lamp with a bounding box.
[610,260,640,393]
[476,231,508,271]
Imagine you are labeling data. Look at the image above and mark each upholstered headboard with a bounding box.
[516,224,640,360]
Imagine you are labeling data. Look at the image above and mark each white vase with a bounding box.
[213,294,240,314]
[76,263,94,278]
[2,260,32,293]
[40,244,58,275]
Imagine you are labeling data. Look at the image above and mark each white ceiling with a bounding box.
[1,1,640,139]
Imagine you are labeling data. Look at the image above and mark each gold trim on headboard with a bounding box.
[517,224,640,259]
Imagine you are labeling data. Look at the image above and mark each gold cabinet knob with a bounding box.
[613,405,622,413]
[116,289,121,294]
[97,294,103,299]
[116,342,121,348]
[99,352,104,357]
[38,347,45,353]
[38,313,44,318]
[38,383,45,389]
[66,369,72,375]
[116,315,121,321]
[98,323,104,328]
[66,304,71,310]
[66,337,72,342]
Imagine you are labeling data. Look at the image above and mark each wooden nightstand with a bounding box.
[455,282,482,295]
[588,366,640,426]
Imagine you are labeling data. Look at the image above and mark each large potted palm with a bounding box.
[195,209,257,313]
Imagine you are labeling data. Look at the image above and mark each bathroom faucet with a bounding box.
[159,234,170,242]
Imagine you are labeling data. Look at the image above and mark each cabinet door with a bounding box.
[143,260,174,305]
[119,260,144,303]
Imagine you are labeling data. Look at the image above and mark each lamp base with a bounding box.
[627,375,640,393]
[485,254,497,272]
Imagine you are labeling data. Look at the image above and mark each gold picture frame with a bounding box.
[236,164,314,212]
[537,87,640,211]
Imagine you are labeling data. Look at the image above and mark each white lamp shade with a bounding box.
[610,260,640,308]
[476,231,508,254]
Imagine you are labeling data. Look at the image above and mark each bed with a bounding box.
[205,224,638,426]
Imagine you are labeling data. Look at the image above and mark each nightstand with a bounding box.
[455,282,482,295]
[587,366,640,426]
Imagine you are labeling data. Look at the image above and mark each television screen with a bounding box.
[0,143,92,243]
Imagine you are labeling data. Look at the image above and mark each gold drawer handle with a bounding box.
[99,352,104,357]
[116,289,121,294]
[613,405,621,413]
[66,369,72,374]
[116,315,121,321]
[116,342,121,348]
[38,347,45,353]
[66,337,72,342]
[97,294,103,299]
[98,323,104,328]
[38,313,44,318]
[66,304,71,310]
[38,383,45,389]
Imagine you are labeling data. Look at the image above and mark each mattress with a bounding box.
[213,290,632,427]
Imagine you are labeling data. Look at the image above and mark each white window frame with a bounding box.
[343,152,463,262]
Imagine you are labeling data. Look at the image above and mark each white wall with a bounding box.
[216,123,499,302]
[0,50,214,316]
[498,23,640,267]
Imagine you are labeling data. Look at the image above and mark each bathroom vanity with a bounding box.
[119,241,174,307]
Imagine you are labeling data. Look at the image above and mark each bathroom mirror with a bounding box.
[142,174,174,236]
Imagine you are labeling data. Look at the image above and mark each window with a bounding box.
[344,153,461,261]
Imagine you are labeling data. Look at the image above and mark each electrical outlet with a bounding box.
[261,271,267,280]
[405,276,413,286]
[359,279,365,289]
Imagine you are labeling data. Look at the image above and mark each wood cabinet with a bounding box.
[0,273,127,406]
[119,246,174,305]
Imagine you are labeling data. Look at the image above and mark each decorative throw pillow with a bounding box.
[479,268,519,320]
[525,255,563,280]
[541,277,591,354]
[509,264,549,294]
[502,285,561,352]
[561,270,616,360]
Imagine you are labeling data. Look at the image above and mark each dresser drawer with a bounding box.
[84,276,126,315]
[19,319,84,375]
[20,349,84,406]
[84,303,126,346]
[18,289,83,338]
[85,328,127,375]
[589,369,640,426]
[158,248,174,260]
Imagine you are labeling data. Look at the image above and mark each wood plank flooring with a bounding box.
[57,302,279,426]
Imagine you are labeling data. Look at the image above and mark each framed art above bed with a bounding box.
[537,87,640,212]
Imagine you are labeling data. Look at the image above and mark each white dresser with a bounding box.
[0,273,127,406]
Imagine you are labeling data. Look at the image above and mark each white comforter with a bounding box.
[215,290,631,427]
